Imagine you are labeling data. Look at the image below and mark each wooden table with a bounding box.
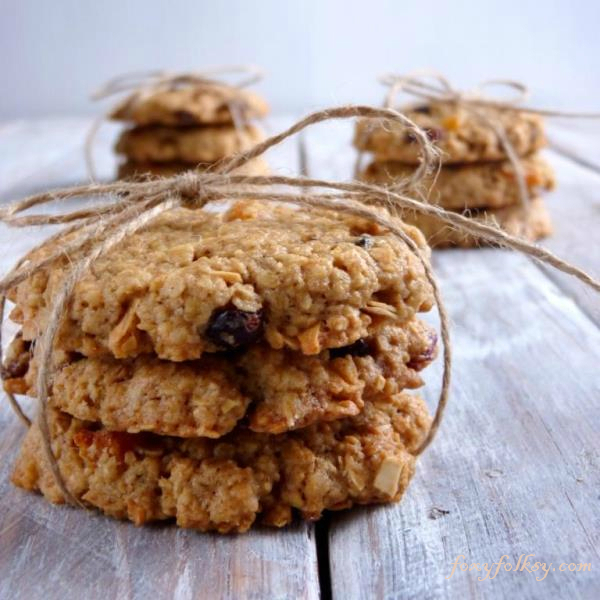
[0,116,598,599]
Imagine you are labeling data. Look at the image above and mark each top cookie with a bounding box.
[8,201,434,362]
[354,102,546,164]
[110,85,269,126]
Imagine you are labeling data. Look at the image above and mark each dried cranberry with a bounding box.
[407,331,438,370]
[425,127,443,142]
[330,339,370,359]
[206,308,264,349]
[355,235,373,249]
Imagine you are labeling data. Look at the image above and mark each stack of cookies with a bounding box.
[355,103,555,247]
[3,200,438,533]
[111,82,270,179]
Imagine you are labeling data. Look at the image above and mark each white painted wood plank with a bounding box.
[541,147,600,325]
[303,120,600,599]
[0,116,321,600]
[328,251,600,599]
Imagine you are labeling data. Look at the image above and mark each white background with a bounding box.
[1,0,599,119]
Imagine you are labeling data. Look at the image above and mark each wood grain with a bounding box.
[0,116,321,600]
[303,122,600,599]
[328,250,600,599]
[542,131,600,324]
[1,116,599,599]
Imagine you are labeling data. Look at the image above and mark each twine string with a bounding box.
[373,71,600,232]
[1,105,598,506]
[85,65,265,181]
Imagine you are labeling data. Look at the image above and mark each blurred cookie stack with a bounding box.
[3,200,438,533]
[354,102,555,247]
[111,79,270,179]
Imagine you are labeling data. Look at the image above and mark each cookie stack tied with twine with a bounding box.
[2,107,599,535]
[355,73,558,247]
[86,67,270,181]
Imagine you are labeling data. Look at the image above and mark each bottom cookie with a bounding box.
[400,197,552,248]
[117,157,269,180]
[12,393,430,533]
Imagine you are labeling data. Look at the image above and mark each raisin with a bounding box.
[174,110,198,126]
[355,235,373,249]
[1,335,32,381]
[405,128,444,144]
[413,105,432,115]
[407,331,438,370]
[206,308,264,349]
[330,339,370,359]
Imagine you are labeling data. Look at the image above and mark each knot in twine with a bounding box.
[85,65,265,181]
[370,71,600,223]
[1,105,599,509]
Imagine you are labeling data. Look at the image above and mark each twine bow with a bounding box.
[359,71,600,226]
[1,105,599,510]
[85,65,265,181]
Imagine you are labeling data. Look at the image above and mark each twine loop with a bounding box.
[366,71,600,228]
[380,71,531,111]
[1,104,598,509]
[85,65,265,181]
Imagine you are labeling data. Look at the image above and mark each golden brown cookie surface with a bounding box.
[116,124,264,163]
[400,196,552,248]
[354,103,546,164]
[110,85,269,126]
[8,202,434,361]
[3,318,437,437]
[361,155,555,210]
[12,391,431,532]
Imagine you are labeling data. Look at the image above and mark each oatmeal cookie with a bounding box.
[117,157,269,179]
[12,390,431,532]
[401,196,552,248]
[115,124,264,163]
[110,84,269,126]
[360,155,555,210]
[8,201,434,361]
[354,102,546,163]
[3,319,437,436]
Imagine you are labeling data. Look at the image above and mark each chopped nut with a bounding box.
[108,301,144,358]
[209,270,243,284]
[374,457,404,497]
[363,301,398,319]
[167,243,195,265]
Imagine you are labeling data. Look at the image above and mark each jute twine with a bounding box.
[356,71,600,230]
[85,65,265,181]
[1,105,599,509]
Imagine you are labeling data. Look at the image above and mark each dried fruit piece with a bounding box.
[408,331,438,370]
[405,127,444,144]
[298,323,322,355]
[174,110,197,126]
[1,333,32,383]
[205,308,264,349]
[413,105,432,115]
